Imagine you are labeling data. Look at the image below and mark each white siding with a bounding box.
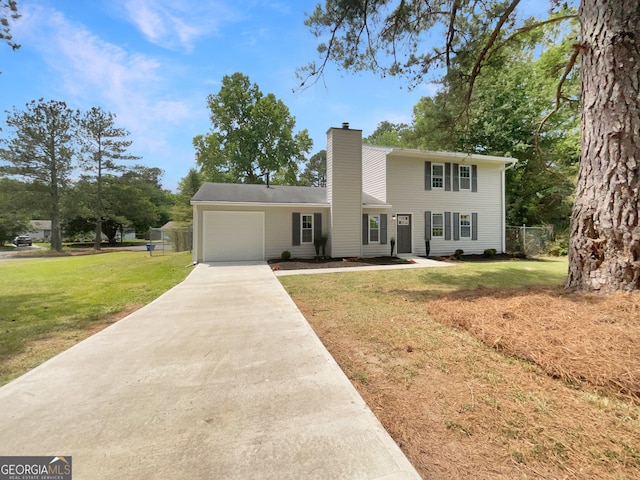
[362,210,392,257]
[193,204,329,262]
[386,154,506,256]
[362,146,388,202]
[327,127,363,258]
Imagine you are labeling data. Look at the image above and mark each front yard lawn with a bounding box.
[280,257,640,479]
[0,251,193,385]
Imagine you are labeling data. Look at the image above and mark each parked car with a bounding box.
[14,235,32,246]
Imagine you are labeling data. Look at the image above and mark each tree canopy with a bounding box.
[79,107,139,249]
[0,99,78,251]
[0,99,170,248]
[299,150,327,187]
[194,72,312,186]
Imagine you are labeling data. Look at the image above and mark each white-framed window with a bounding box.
[432,213,444,238]
[369,214,380,243]
[460,214,472,238]
[459,165,471,190]
[432,163,445,189]
[301,214,313,243]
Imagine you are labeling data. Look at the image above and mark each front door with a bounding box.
[396,214,412,254]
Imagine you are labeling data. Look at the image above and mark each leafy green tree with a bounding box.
[303,1,640,292]
[63,166,171,244]
[364,122,412,147]
[0,99,78,251]
[79,107,139,249]
[0,178,30,245]
[112,167,172,237]
[299,150,327,187]
[171,168,202,224]
[194,72,312,186]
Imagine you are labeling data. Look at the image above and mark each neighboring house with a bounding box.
[191,124,517,263]
[27,220,51,241]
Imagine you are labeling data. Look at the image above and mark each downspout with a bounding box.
[502,160,517,253]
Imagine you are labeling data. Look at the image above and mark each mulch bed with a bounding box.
[268,256,414,270]
[269,253,522,270]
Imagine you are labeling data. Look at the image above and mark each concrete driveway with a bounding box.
[0,262,420,479]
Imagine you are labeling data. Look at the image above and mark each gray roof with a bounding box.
[191,182,387,206]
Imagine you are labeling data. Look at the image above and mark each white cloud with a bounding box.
[118,0,237,51]
[12,4,200,164]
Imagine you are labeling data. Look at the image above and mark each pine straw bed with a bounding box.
[290,277,640,479]
[428,286,640,403]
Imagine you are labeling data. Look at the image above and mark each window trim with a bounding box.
[431,213,444,238]
[301,214,314,244]
[431,163,445,190]
[459,165,471,191]
[460,213,472,239]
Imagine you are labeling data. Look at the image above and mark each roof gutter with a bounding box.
[191,201,330,208]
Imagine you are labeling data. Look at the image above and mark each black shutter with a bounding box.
[425,211,431,239]
[314,213,322,243]
[424,161,432,190]
[380,214,387,244]
[453,212,460,240]
[445,163,451,191]
[472,165,478,192]
[444,212,451,240]
[292,212,300,246]
[362,214,369,245]
[453,163,460,191]
[472,212,478,240]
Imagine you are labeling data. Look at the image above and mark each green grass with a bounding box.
[282,257,568,300]
[0,251,193,384]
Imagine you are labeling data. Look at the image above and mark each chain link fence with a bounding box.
[505,225,554,257]
[148,226,192,256]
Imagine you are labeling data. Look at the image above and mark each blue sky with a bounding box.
[0,0,552,191]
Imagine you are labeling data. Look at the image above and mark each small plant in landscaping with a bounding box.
[390,237,396,257]
[453,249,464,260]
[313,237,322,256]
[425,236,431,257]
[271,265,281,271]
[281,250,291,260]
[484,248,497,258]
[320,234,329,257]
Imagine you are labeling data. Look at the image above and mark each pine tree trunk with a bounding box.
[567,0,640,292]
[49,144,63,253]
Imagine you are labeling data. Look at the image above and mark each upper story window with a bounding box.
[460,214,472,238]
[459,165,471,190]
[369,215,380,243]
[432,213,444,238]
[432,163,444,189]
[301,214,313,243]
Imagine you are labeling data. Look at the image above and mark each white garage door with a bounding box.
[203,211,265,262]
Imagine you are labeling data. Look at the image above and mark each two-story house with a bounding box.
[191,123,517,263]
